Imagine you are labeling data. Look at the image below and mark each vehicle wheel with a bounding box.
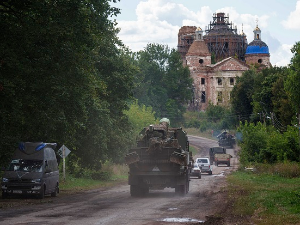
[130,185,144,197]
[175,185,186,196]
[2,191,8,199]
[142,186,149,195]
[51,183,59,197]
[38,185,45,199]
[198,174,201,179]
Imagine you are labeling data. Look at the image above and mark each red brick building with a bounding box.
[179,13,270,111]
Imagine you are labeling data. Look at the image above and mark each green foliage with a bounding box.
[228,169,300,224]
[183,104,237,133]
[238,122,299,164]
[254,162,300,178]
[124,99,159,137]
[230,70,256,122]
[133,43,193,125]
[0,0,136,168]
[285,42,300,114]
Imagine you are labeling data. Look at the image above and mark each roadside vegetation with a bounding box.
[228,165,300,225]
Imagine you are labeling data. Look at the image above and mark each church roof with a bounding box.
[186,40,211,57]
[207,57,250,70]
[246,40,269,54]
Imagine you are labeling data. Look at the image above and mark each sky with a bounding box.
[112,0,300,67]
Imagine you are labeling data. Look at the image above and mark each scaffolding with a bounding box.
[204,13,247,62]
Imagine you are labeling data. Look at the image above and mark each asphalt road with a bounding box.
[0,135,238,225]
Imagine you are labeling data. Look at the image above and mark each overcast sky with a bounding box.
[112,0,300,67]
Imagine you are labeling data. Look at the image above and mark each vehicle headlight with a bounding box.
[2,178,8,183]
[31,179,41,183]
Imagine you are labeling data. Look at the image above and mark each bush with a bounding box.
[252,162,300,178]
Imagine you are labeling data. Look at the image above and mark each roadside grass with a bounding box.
[59,164,128,193]
[227,163,300,224]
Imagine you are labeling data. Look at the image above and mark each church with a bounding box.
[178,13,270,110]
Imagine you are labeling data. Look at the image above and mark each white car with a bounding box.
[196,157,212,175]
[191,163,201,179]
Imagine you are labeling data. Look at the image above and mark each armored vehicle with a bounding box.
[125,118,192,196]
[217,131,236,148]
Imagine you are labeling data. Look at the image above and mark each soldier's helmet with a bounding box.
[159,118,170,126]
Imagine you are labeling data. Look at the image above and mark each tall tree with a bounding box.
[134,43,193,125]
[0,0,136,168]
[230,70,256,122]
[285,42,300,157]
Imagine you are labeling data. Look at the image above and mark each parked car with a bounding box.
[191,163,201,179]
[196,157,212,175]
[1,142,59,199]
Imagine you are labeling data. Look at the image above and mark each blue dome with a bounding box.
[246,40,269,54]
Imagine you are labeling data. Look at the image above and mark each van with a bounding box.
[1,142,59,199]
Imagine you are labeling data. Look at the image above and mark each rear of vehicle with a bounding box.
[196,158,212,175]
[214,153,231,167]
[125,125,192,196]
[1,142,59,199]
[191,163,201,179]
[209,147,226,165]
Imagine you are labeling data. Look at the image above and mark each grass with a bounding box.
[59,164,128,193]
[227,166,300,225]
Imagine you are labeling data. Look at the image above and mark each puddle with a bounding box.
[167,208,178,211]
[213,171,225,177]
[160,217,204,223]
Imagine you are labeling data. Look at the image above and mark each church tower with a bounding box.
[245,24,271,67]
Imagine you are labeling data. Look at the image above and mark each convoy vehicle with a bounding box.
[1,142,59,199]
[191,163,201,179]
[217,131,236,148]
[214,153,232,166]
[125,118,192,196]
[195,157,212,175]
[209,147,226,165]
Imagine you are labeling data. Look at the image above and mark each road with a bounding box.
[0,136,238,225]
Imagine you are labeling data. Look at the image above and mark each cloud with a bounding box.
[281,0,300,30]
[116,0,288,66]
[270,44,293,67]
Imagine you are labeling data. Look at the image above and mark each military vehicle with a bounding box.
[217,131,236,148]
[209,146,226,165]
[214,153,232,167]
[125,118,192,197]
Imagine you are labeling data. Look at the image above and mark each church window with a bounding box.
[201,91,206,103]
[230,78,234,85]
[217,77,222,85]
[201,78,205,85]
[199,59,204,64]
[217,91,223,103]
[258,59,262,63]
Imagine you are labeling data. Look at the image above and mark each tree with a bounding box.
[134,43,193,125]
[0,0,136,168]
[285,42,300,159]
[252,67,292,127]
[230,70,256,122]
